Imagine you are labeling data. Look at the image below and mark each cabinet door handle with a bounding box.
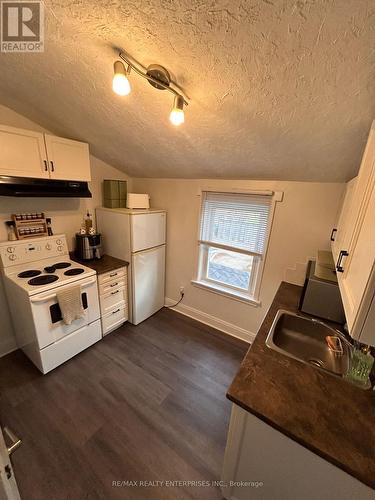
[43,160,48,171]
[112,308,120,314]
[50,161,55,172]
[330,228,337,242]
[111,290,119,295]
[336,250,349,273]
[110,282,118,287]
[3,427,22,455]
[109,272,117,277]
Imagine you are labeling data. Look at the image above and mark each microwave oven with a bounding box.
[299,260,345,324]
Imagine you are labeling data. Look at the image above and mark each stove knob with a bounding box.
[9,254,16,261]
[45,243,52,250]
[7,247,15,253]
[56,239,62,245]
[57,245,63,252]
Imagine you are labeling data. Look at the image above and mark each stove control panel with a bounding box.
[0,235,68,268]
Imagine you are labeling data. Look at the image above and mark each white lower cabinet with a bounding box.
[102,305,128,336]
[100,286,127,316]
[99,275,127,296]
[98,267,128,335]
[222,404,374,500]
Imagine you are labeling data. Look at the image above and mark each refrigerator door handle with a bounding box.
[131,243,166,255]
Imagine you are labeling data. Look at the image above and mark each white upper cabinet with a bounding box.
[331,177,357,263]
[342,180,375,335]
[0,125,49,178]
[0,125,91,182]
[333,120,375,342]
[341,123,375,250]
[44,134,91,182]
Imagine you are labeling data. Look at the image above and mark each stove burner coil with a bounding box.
[44,262,72,273]
[18,270,41,278]
[28,275,59,286]
[53,262,72,269]
[64,268,85,276]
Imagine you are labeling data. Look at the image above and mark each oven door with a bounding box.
[30,277,100,349]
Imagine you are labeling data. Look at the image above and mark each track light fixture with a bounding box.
[112,61,131,96]
[169,95,185,126]
[112,51,189,126]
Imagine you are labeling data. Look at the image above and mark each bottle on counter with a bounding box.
[85,211,93,234]
[46,218,53,236]
[345,345,374,389]
[5,221,17,241]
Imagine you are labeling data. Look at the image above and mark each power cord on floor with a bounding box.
[166,291,185,308]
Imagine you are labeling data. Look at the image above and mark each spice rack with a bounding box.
[12,213,48,239]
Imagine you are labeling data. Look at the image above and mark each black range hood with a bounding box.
[0,176,92,198]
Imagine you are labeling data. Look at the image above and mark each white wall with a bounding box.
[132,178,344,342]
[0,104,345,353]
[0,105,131,356]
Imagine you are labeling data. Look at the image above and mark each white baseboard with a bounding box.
[165,298,255,344]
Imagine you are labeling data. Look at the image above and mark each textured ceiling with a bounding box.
[0,0,374,181]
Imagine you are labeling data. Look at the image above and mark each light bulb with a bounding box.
[169,95,185,126]
[112,61,131,96]
[169,108,184,126]
[112,73,131,96]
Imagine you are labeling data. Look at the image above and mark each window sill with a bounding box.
[191,280,261,307]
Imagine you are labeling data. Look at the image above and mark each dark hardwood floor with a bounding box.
[0,308,248,500]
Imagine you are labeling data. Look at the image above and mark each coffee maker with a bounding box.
[75,233,102,260]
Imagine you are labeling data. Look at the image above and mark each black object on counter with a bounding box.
[75,233,102,261]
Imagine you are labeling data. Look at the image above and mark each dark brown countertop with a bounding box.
[70,252,129,275]
[227,282,375,490]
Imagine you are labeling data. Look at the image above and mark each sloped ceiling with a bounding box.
[0,0,374,181]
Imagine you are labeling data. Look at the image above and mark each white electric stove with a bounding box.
[0,235,102,374]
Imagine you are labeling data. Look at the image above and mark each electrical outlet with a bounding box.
[179,286,185,296]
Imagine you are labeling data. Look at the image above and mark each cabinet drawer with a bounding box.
[100,287,127,316]
[102,306,128,336]
[99,275,127,295]
[98,267,127,285]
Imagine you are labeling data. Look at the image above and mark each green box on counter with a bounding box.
[119,181,127,206]
[103,198,120,208]
[103,180,120,199]
[103,180,127,208]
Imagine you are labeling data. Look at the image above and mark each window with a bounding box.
[193,191,273,304]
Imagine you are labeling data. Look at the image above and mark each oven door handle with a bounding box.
[30,278,97,303]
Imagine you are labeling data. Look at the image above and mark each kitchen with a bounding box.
[0,1,375,499]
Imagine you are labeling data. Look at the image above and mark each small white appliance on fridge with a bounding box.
[96,207,166,325]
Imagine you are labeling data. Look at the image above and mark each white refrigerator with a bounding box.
[96,207,166,325]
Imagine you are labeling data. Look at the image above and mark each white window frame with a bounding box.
[192,189,281,306]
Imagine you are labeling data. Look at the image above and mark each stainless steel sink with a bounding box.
[266,310,351,377]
